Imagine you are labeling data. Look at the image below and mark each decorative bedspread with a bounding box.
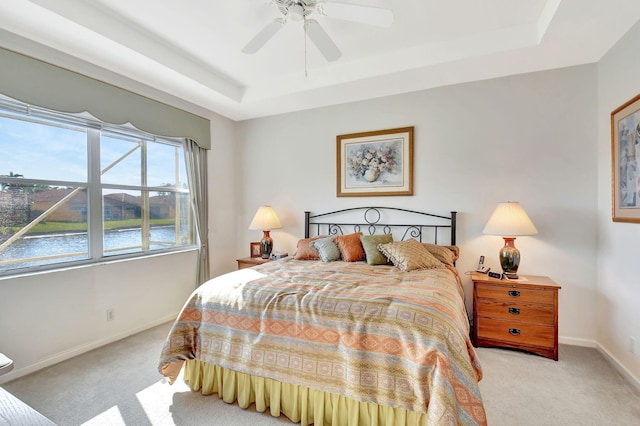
[159,258,486,425]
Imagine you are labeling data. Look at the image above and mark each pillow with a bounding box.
[360,233,393,265]
[294,235,327,260]
[333,232,365,262]
[378,239,444,272]
[422,243,459,267]
[311,237,341,262]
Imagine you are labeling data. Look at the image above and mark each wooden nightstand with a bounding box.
[236,257,271,270]
[472,271,561,360]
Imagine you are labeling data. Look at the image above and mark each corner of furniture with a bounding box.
[236,257,271,270]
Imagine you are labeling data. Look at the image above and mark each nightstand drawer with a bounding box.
[475,299,555,325]
[476,284,554,305]
[476,317,555,348]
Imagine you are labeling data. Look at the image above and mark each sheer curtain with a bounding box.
[184,138,210,285]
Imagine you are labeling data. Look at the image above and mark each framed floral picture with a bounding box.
[612,94,640,223]
[337,127,414,197]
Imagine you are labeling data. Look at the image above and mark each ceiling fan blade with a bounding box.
[242,18,286,54]
[317,1,394,27]
[304,19,342,62]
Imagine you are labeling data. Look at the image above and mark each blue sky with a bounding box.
[0,115,87,182]
[0,114,187,189]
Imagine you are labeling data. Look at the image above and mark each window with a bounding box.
[0,98,196,274]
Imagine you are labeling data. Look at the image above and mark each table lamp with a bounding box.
[249,205,282,259]
[482,201,538,278]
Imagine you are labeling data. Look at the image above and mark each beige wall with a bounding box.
[0,250,198,384]
[208,112,241,277]
[597,20,640,385]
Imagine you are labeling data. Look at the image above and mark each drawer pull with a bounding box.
[509,328,521,336]
[508,307,521,315]
[508,290,521,298]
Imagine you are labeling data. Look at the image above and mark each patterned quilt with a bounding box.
[159,258,486,425]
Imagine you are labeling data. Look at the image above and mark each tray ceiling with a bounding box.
[1,0,639,120]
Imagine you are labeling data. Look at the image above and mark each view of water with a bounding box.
[0,226,180,271]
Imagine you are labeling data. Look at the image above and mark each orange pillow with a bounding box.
[294,236,326,260]
[334,232,365,262]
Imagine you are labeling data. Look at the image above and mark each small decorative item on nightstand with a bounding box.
[269,251,288,260]
[472,271,561,360]
[250,242,262,258]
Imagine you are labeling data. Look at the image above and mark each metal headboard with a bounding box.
[304,207,457,245]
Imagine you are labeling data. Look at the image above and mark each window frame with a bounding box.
[0,98,198,277]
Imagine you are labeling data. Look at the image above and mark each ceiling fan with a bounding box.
[242,0,394,62]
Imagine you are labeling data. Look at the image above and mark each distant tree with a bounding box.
[0,172,50,194]
[0,171,24,192]
[0,172,30,227]
[156,183,175,197]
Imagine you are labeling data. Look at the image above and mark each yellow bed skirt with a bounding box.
[184,360,427,426]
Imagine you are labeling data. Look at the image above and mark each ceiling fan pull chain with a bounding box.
[304,14,308,78]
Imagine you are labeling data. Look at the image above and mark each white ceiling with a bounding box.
[1,0,640,121]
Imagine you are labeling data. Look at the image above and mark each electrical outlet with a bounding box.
[106,309,114,322]
[630,337,637,355]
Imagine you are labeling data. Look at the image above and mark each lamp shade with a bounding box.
[483,202,538,237]
[248,206,282,231]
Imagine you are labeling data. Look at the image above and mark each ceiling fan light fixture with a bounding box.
[243,0,393,64]
[288,4,305,21]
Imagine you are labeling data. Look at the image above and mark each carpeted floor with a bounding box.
[3,322,640,425]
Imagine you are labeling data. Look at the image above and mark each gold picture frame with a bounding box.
[337,127,414,197]
[250,242,262,258]
[612,94,640,223]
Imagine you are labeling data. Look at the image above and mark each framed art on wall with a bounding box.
[250,242,262,258]
[611,93,640,223]
[336,126,414,197]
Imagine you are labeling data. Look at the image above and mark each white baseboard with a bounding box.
[559,337,639,392]
[0,313,178,385]
[596,343,640,393]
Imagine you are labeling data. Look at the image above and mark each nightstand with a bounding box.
[236,257,271,270]
[472,271,561,360]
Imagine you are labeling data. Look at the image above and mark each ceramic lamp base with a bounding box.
[499,237,520,274]
[260,230,273,259]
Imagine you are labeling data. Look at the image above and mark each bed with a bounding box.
[159,207,486,425]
